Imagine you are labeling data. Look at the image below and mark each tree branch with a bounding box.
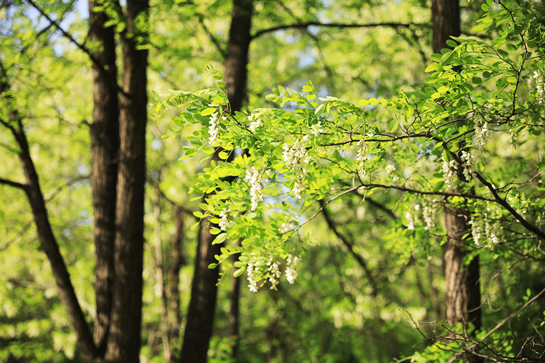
[251,21,429,40]
[24,0,127,97]
[198,17,227,59]
[0,177,27,190]
[320,200,378,297]
[474,172,545,241]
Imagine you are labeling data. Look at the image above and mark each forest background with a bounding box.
[0,0,544,362]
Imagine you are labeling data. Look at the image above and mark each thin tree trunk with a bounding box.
[179,1,253,361]
[105,0,149,361]
[87,0,119,354]
[224,1,253,358]
[168,205,185,362]
[0,75,98,362]
[432,2,482,362]
[179,189,223,362]
[154,196,172,361]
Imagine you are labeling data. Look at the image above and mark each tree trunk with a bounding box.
[87,0,119,353]
[0,76,98,362]
[179,1,253,361]
[432,1,482,362]
[179,193,223,362]
[167,205,185,362]
[104,0,149,361]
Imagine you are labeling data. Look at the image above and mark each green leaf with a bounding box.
[193,211,204,218]
[212,233,228,245]
[203,147,215,154]
[190,222,200,231]
[219,151,229,160]
[200,108,217,116]
[481,3,489,11]
[210,228,221,235]
[233,268,244,277]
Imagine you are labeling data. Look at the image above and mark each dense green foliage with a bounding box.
[158,1,545,361]
[1,0,545,362]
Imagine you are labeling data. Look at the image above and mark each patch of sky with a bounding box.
[151,139,162,150]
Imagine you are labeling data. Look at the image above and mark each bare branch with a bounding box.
[0,177,27,190]
[320,200,378,297]
[24,0,127,97]
[198,17,227,59]
[251,21,429,40]
[474,172,545,241]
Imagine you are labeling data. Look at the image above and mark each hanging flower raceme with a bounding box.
[282,136,311,199]
[356,139,366,176]
[249,113,262,133]
[208,112,220,145]
[442,155,458,190]
[285,254,300,284]
[533,71,544,103]
[460,150,476,181]
[422,201,435,231]
[219,208,231,231]
[247,260,259,293]
[244,167,263,211]
[475,119,489,147]
[267,258,281,290]
[310,121,323,136]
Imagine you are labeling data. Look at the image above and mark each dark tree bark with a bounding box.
[104,0,149,361]
[431,0,460,54]
[167,205,185,362]
[0,103,98,362]
[432,1,482,362]
[87,0,119,353]
[179,1,253,362]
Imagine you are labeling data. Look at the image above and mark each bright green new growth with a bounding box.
[156,3,545,356]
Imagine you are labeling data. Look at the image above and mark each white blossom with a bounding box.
[282,136,311,199]
[405,211,416,230]
[386,164,395,174]
[533,71,544,104]
[244,167,263,211]
[247,261,259,293]
[475,119,489,146]
[285,254,300,284]
[470,215,502,246]
[267,258,281,290]
[423,202,435,231]
[442,155,458,190]
[509,128,517,148]
[460,150,476,181]
[219,208,231,231]
[310,121,324,136]
[249,114,261,133]
[356,139,366,176]
[209,112,220,145]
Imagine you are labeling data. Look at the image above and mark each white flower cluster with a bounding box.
[285,254,299,284]
[386,164,395,174]
[219,208,231,231]
[310,121,324,136]
[356,139,366,176]
[244,167,263,211]
[405,211,417,230]
[247,258,259,293]
[469,217,502,246]
[422,202,435,231]
[279,221,295,234]
[267,258,281,290]
[442,155,458,190]
[249,114,261,133]
[475,119,489,147]
[282,136,311,199]
[533,71,544,103]
[460,150,476,181]
[509,128,517,147]
[209,112,220,145]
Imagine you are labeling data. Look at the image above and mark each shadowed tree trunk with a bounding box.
[432,2,482,362]
[87,0,119,354]
[1,0,149,362]
[179,1,253,362]
[104,0,149,361]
